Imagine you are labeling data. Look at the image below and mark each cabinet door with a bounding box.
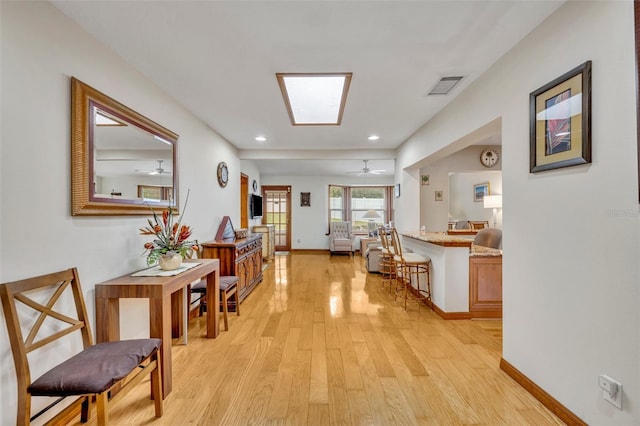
[236,257,249,299]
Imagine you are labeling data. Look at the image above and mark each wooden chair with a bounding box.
[377,226,396,292]
[191,275,239,331]
[469,220,490,230]
[390,228,432,311]
[0,268,163,426]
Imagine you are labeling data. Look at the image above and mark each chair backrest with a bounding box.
[469,221,489,230]
[455,220,470,230]
[378,227,389,249]
[473,228,502,249]
[390,228,405,259]
[330,221,352,239]
[0,268,92,402]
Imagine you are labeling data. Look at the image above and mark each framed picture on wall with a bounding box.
[529,61,592,173]
[474,183,490,202]
[394,184,401,198]
[300,192,311,207]
[434,190,443,201]
[421,175,430,185]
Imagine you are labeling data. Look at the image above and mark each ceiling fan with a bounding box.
[136,160,172,175]
[345,160,386,176]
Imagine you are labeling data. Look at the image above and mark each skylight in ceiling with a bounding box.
[276,73,352,125]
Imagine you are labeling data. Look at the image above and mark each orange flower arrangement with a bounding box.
[140,192,197,266]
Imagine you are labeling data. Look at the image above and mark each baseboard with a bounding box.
[431,303,471,320]
[290,249,329,255]
[499,358,586,426]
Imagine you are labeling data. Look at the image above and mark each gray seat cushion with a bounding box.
[29,338,161,396]
[192,276,238,293]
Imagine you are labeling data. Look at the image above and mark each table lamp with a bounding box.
[362,209,381,236]
[483,195,502,228]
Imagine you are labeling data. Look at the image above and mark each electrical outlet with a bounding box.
[598,374,622,409]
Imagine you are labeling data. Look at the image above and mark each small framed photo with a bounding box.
[394,183,401,198]
[474,183,490,202]
[434,190,443,201]
[530,61,592,173]
[300,192,310,207]
[421,175,430,185]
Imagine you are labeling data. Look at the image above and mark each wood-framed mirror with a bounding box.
[71,77,179,215]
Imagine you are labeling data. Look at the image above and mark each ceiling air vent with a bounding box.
[427,76,464,96]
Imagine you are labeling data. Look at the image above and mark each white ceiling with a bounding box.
[52,0,563,177]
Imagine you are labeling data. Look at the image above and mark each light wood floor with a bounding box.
[81,253,563,425]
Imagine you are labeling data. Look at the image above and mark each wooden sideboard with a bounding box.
[252,224,275,261]
[201,234,263,302]
[468,254,502,319]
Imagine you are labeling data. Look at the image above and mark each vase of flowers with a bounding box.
[140,192,197,270]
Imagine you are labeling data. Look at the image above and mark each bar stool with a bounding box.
[390,228,432,311]
[377,226,396,292]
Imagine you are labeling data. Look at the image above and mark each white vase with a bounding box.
[158,252,182,270]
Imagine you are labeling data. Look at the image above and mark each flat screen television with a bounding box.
[250,194,263,219]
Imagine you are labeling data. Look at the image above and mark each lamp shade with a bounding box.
[483,195,502,209]
[362,209,381,219]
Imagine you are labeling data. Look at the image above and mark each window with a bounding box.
[329,185,393,235]
[137,185,173,201]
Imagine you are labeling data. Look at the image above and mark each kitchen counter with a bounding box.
[402,231,473,248]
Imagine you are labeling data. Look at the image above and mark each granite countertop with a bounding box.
[470,245,502,257]
[401,231,473,247]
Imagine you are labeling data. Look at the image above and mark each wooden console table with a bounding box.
[94,259,220,397]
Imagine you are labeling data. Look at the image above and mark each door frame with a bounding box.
[262,185,291,251]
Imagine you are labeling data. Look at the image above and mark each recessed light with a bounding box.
[368,135,379,141]
[255,136,267,142]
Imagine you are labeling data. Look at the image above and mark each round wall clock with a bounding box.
[217,162,229,187]
[252,179,258,193]
[480,148,500,168]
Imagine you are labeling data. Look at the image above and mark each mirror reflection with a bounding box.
[92,107,174,203]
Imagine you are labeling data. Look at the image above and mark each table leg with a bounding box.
[182,287,188,345]
[95,297,120,343]
[206,269,220,338]
[149,295,173,397]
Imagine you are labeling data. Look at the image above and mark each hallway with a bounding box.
[88,252,562,425]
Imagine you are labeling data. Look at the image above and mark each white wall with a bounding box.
[0,2,240,422]
[449,171,502,227]
[397,1,639,424]
[261,174,393,249]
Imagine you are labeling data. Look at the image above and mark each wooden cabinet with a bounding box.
[201,234,263,302]
[252,224,275,260]
[469,255,502,319]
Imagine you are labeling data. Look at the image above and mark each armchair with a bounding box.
[329,221,355,256]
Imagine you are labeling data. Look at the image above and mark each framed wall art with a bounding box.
[529,61,592,173]
[421,175,430,185]
[474,183,490,202]
[300,192,311,207]
[394,184,401,198]
[435,190,443,201]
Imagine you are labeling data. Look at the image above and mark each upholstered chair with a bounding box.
[329,221,354,256]
[473,228,502,249]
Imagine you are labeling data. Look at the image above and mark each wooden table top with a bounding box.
[95,259,219,298]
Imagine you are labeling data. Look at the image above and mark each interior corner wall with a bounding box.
[241,160,263,229]
[397,1,639,424]
[0,2,239,422]
[419,145,503,231]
